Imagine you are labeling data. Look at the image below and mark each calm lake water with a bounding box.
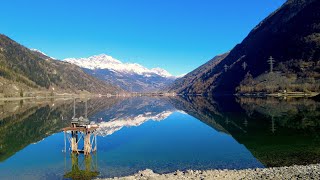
[0,96,320,179]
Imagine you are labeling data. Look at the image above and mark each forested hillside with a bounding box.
[0,34,122,97]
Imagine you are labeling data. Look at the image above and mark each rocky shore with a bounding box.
[97,164,320,180]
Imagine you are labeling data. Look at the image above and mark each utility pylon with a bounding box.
[268,56,275,73]
[242,61,248,70]
[224,64,228,72]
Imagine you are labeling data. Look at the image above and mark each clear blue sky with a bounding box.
[0,0,286,76]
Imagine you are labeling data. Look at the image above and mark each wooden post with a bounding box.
[63,125,98,156]
[84,131,91,155]
[71,131,78,153]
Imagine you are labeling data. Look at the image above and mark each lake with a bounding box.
[0,96,320,179]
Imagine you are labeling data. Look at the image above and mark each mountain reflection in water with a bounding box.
[169,96,320,167]
[0,96,319,179]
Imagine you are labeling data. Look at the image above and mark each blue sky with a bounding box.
[0,0,286,76]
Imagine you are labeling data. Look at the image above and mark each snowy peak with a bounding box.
[151,68,173,78]
[64,54,122,69]
[64,54,177,92]
[86,54,122,64]
[64,54,176,79]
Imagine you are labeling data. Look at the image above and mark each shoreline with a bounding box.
[0,94,107,101]
[97,164,320,180]
[0,91,319,101]
[235,92,319,98]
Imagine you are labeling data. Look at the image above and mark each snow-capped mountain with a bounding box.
[64,54,176,92]
[65,54,174,78]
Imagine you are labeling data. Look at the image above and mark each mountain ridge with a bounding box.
[0,34,123,97]
[65,54,176,92]
[166,52,229,94]
[167,0,320,95]
[64,54,175,78]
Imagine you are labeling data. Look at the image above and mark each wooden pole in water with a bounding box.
[84,131,91,155]
[71,131,78,153]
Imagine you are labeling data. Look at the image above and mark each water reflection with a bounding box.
[0,99,73,162]
[94,97,176,136]
[64,153,99,180]
[0,96,319,179]
[169,96,320,167]
[0,98,121,162]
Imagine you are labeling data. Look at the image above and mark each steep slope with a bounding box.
[65,54,176,92]
[169,0,320,95]
[166,53,229,94]
[0,35,122,96]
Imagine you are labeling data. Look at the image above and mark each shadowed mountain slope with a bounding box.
[168,0,320,94]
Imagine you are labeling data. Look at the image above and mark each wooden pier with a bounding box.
[63,126,98,155]
[63,99,99,156]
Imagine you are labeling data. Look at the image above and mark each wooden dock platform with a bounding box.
[62,126,98,132]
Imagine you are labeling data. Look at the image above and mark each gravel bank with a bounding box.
[97,164,320,180]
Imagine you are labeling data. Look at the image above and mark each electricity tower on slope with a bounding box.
[224,64,229,72]
[267,56,275,73]
[242,61,248,70]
